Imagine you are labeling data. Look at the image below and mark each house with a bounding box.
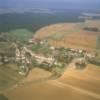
[50,46,55,50]
[85,53,95,59]
[74,58,87,69]
[4,56,9,63]
[34,55,55,65]
[40,40,48,45]
[29,36,41,44]
[16,48,20,57]
[54,61,62,67]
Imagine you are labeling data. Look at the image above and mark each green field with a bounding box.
[96,35,100,60]
[96,35,100,50]
[0,64,22,91]
[5,29,33,42]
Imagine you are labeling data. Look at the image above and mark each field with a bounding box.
[0,64,22,91]
[0,40,23,92]
[3,29,33,42]
[3,64,100,100]
[84,20,100,28]
[2,19,100,100]
[35,20,100,52]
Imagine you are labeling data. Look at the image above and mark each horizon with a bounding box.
[0,0,100,10]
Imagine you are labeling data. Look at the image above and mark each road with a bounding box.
[23,46,55,64]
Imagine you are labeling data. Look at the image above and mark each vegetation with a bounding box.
[0,94,9,100]
[0,15,100,91]
[32,43,52,56]
[0,12,83,32]
[4,29,33,42]
[0,36,24,91]
[0,42,15,57]
[54,48,73,63]
[96,36,100,50]
[83,27,99,32]
[0,65,23,91]
[51,64,66,79]
[96,36,100,61]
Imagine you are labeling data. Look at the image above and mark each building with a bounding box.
[29,36,41,44]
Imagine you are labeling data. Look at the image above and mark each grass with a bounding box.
[32,43,52,56]
[0,42,14,52]
[96,35,100,60]
[8,29,34,42]
[0,64,23,91]
[96,35,100,50]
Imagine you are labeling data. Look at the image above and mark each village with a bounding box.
[14,36,100,77]
[0,35,100,77]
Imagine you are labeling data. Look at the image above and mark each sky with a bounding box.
[1,0,100,3]
[0,0,100,10]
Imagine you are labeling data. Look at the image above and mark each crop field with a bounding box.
[84,20,100,29]
[0,64,22,91]
[35,20,100,52]
[35,23,77,39]
[96,35,100,49]
[4,64,100,100]
[8,29,34,42]
[1,20,100,100]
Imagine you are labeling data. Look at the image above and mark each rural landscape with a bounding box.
[0,0,100,100]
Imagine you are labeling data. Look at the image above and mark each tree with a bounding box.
[0,94,9,100]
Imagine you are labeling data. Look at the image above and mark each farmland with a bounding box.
[0,64,22,91]
[0,0,100,98]
[35,20,100,52]
[0,19,99,100]
[7,29,33,42]
[4,64,100,100]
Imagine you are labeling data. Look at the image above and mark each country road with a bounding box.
[23,46,55,64]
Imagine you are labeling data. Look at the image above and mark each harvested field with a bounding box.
[36,21,100,52]
[20,68,52,84]
[35,23,77,39]
[4,64,100,100]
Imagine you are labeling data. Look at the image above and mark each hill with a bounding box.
[35,20,100,52]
